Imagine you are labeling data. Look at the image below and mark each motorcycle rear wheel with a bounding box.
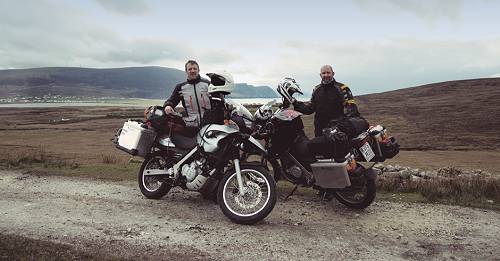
[218,164,277,225]
[138,153,172,199]
[333,174,376,209]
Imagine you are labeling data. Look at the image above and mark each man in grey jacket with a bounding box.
[164,60,212,127]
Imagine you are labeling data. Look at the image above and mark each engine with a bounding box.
[181,158,205,182]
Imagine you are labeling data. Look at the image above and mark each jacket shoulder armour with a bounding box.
[200,78,210,85]
[335,81,347,90]
[176,81,188,89]
[337,83,356,105]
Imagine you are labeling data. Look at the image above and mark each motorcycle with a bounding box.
[249,98,399,209]
[113,77,276,224]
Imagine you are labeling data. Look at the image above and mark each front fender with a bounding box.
[242,136,267,156]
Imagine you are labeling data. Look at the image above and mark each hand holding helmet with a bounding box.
[277,77,303,105]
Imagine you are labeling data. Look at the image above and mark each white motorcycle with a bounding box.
[113,74,276,225]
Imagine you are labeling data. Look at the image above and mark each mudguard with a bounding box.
[364,168,379,181]
[242,136,267,156]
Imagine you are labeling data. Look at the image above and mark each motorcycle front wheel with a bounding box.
[138,153,173,199]
[218,164,277,225]
[333,170,376,209]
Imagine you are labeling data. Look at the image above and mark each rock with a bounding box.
[399,170,412,179]
[396,234,402,239]
[382,171,401,178]
[374,163,385,169]
[372,168,383,176]
[410,175,423,182]
[128,158,142,164]
[384,165,396,172]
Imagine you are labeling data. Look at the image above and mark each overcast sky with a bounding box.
[1,0,500,94]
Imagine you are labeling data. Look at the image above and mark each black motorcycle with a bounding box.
[249,100,399,209]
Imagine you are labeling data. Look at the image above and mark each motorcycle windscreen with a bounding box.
[226,99,253,121]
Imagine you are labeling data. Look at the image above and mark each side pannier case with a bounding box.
[116,120,156,157]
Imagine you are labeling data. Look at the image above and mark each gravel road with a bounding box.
[1,170,499,260]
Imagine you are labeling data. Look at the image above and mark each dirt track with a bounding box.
[1,170,499,260]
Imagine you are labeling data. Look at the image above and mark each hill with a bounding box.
[356,78,500,150]
[0,67,279,99]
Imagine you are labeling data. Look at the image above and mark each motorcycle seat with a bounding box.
[171,126,199,150]
[351,131,369,143]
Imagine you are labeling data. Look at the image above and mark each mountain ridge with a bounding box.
[355,77,500,150]
[0,66,280,99]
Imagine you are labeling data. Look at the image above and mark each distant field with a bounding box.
[1,106,499,175]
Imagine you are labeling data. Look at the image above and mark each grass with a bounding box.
[0,145,79,169]
[101,153,122,164]
[0,233,121,261]
[0,146,139,181]
[1,149,499,210]
[4,163,140,182]
[377,167,500,210]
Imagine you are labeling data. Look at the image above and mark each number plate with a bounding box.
[359,142,375,161]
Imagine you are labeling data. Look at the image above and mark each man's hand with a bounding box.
[164,105,175,114]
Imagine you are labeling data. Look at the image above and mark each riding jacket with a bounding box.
[164,76,212,127]
[293,78,360,137]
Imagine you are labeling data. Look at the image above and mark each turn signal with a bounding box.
[346,159,357,173]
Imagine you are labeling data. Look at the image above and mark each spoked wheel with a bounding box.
[138,153,173,199]
[218,165,277,225]
[333,172,376,209]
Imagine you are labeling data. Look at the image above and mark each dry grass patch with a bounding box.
[378,167,500,206]
[0,145,79,169]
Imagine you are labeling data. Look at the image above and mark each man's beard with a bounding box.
[321,77,334,84]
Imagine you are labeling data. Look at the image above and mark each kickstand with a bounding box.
[284,185,299,201]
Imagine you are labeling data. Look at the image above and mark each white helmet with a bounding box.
[254,99,276,121]
[277,77,303,104]
[207,72,234,94]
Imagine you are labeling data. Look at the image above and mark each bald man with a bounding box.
[293,65,361,137]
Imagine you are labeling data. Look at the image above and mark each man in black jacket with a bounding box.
[293,65,361,137]
[164,60,211,127]
[293,65,363,200]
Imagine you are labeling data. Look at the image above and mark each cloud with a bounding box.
[1,1,500,94]
[95,0,150,15]
[353,0,464,22]
[239,38,500,94]
[0,1,193,69]
[99,39,190,64]
[196,50,241,66]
